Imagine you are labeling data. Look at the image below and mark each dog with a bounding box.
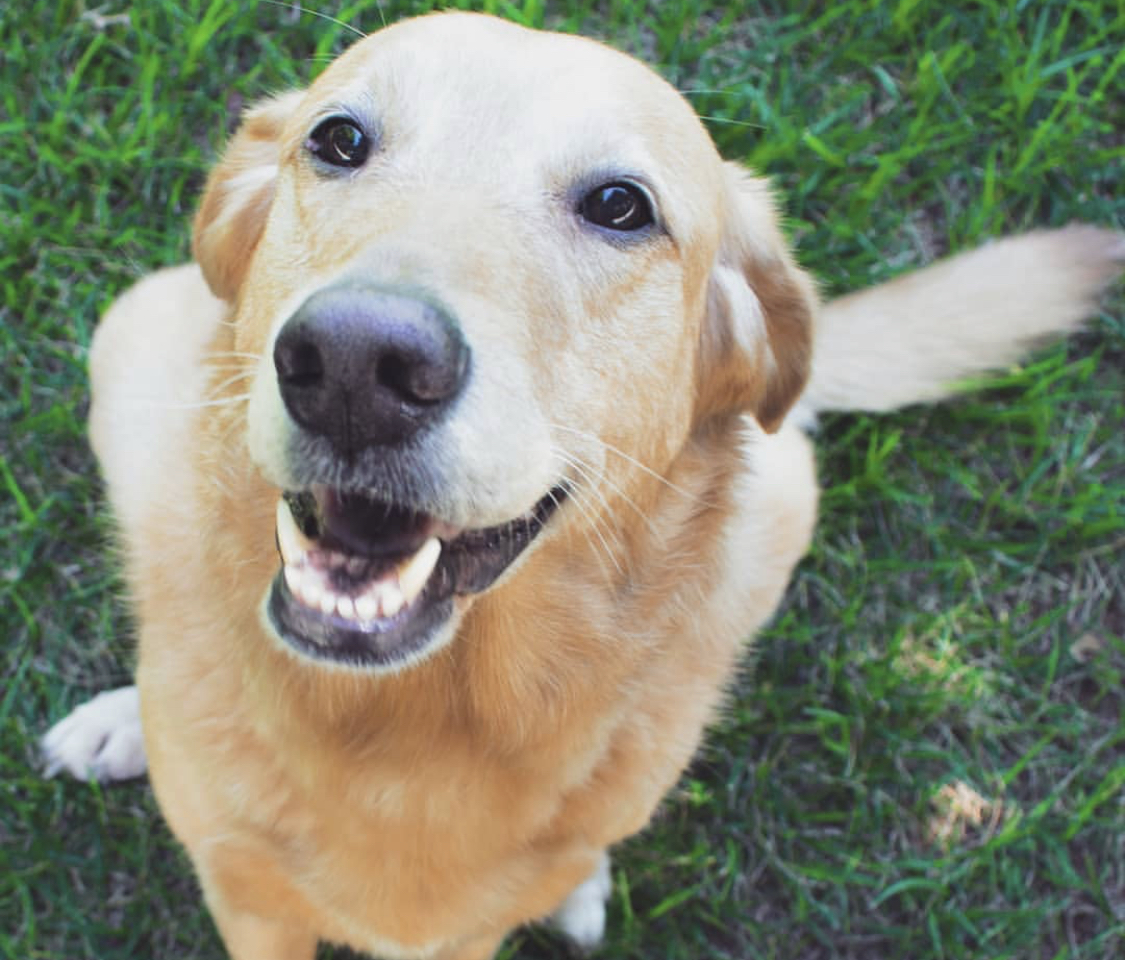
[41,11,1124,960]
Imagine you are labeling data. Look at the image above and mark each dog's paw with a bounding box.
[551,852,612,952]
[41,685,147,781]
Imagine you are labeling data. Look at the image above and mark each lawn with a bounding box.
[2,1,1123,958]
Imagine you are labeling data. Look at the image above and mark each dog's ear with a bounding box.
[192,91,304,302]
[698,163,818,432]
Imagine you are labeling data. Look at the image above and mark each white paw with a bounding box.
[551,852,612,952]
[41,685,148,781]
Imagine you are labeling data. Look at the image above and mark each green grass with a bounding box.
[2,1,1123,958]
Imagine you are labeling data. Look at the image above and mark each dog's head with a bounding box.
[192,12,816,671]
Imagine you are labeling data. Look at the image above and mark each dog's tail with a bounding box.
[801,225,1125,416]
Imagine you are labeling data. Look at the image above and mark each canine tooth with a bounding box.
[379,584,405,619]
[355,593,379,621]
[275,498,313,565]
[284,564,302,594]
[397,538,441,605]
[337,596,355,620]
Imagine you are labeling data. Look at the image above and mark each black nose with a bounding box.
[273,283,470,451]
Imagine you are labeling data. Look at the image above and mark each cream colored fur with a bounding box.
[803,226,1125,415]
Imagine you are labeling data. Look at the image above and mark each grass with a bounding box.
[2,0,1122,958]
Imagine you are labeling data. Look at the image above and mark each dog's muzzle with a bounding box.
[263,281,566,668]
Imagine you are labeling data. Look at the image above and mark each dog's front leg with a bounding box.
[205,897,318,960]
[40,685,147,781]
[197,846,320,960]
[549,851,613,952]
[433,935,507,960]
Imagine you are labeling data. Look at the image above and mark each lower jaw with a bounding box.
[265,574,456,670]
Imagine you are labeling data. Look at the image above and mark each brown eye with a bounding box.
[307,117,370,168]
[579,181,654,231]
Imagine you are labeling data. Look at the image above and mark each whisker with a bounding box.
[698,115,764,130]
[200,364,257,375]
[551,449,617,529]
[261,0,370,37]
[203,351,263,362]
[559,448,663,538]
[165,393,254,411]
[678,87,739,96]
[548,423,710,507]
[572,496,625,580]
[557,451,638,532]
[457,377,709,507]
[549,451,625,580]
[205,370,258,396]
[554,450,640,566]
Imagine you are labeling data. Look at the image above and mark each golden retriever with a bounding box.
[42,12,1123,960]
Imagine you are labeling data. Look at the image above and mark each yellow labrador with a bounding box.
[43,12,1123,960]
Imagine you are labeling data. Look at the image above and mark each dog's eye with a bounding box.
[579,181,654,232]
[307,117,370,168]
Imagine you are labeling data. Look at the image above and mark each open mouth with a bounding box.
[267,484,567,668]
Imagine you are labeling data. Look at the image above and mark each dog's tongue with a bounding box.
[314,486,436,559]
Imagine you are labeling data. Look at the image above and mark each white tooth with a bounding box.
[284,564,302,594]
[276,498,314,565]
[355,593,379,621]
[319,590,338,616]
[300,578,324,610]
[327,552,349,570]
[337,596,356,620]
[397,537,441,604]
[379,583,405,618]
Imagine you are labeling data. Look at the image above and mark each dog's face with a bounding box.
[192,12,815,672]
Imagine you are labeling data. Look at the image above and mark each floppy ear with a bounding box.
[698,163,818,432]
[192,91,304,302]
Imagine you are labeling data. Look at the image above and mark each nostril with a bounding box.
[276,337,325,388]
[375,351,417,401]
[376,345,468,405]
